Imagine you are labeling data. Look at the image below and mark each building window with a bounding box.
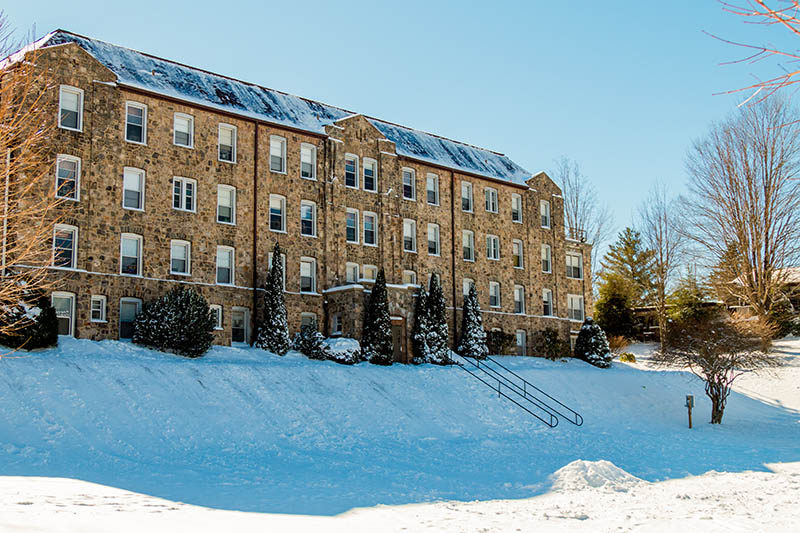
[402,270,417,285]
[58,85,83,131]
[301,313,317,328]
[172,177,196,213]
[426,173,439,205]
[512,240,524,269]
[403,219,416,252]
[301,143,316,180]
[486,234,500,260]
[402,168,415,200]
[489,281,501,308]
[346,209,359,243]
[122,167,145,211]
[217,185,236,224]
[514,285,526,314]
[55,155,80,201]
[53,224,77,268]
[462,181,473,212]
[170,240,191,275]
[119,297,142,339]
[120,233,142,276]
[566,253,583,279]
[541,244,552,273]
[516,330,527,356]
[484,188,498,213]
[543,289,553,316]
[331,313,343,335]
[268,252,287,290]
[345,154,358,188]
[568,294,584,321]
[269,195,286,232]
[173,112,194,148]
[462,230,475,261]
[363,158,377,192]
[125,102,147,144]
[363,211,377,246]
[218,123,237,163]
[90,295,107,322]
[299,201,316,237]
[512,193,522,223]
[540,200,551,228]
[427,223,440,256]
[231,307,249,344]
[216,246,234,285]
[270,136,286,173]
[363,265,378,281]
[462,278,474,297]
[210,305,223,330]
[346,262,360,283]
[300,257,316,293]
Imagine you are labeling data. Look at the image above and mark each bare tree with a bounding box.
[553,156,613,287]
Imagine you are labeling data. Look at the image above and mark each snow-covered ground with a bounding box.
[1,337,799,531]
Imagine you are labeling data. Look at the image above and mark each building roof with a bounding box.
[30,30,533,186]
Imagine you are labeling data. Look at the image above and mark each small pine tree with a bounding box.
[426,274,452,365]
[132,287,215,358]
[255,242,290,355]
[361,268,393,365]
[457,285,488,359]
[292,322,330,360]
[0,289,58,350]
[533,327,571,361]
[574,317,613,368]
[411,286,431,364]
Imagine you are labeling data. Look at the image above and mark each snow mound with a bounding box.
[549,460,645,493]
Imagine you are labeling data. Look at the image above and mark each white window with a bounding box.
[516,330,527,356]
[173,112,194,148]
[125,101,147,144]
[218,123,237,163]
[540,200,551,228]
[346,262,360,283]
[172,177,196,213]
[426,173,439,205]
[363,158,377,192]
[566,253,583,279]
[346,209,359,243]
[120,233,142,276]
[363,265,378,281]
[345,154,358,188]
[403,219,416,252]
[119,297,142,339]
[484,188,498,213]
[90,295,107,322]
[53,224,77,269]
[514,285,526,314]
[462,278,475,297]
[269,194,286,232]
[217,185,236,224]
[489,281,501,308]
[122,167,145,211]
[402,168,416,200]
[461,181,473,212]
[300,201,317,237]
[541,244,552,273]
[331,313,343,335]
[268,252,287,290]
[216,246,234,285]
[462,230,475,261]
[543,289,553,317]
[231,307,249,344]
[512,239,524,269]
[301,143,316,180]
[512,193,522,223]
[58,85,83,131]
[170,240,191,275]
[210,305,223,330]
[270,136,286,173]
[568,294,584,321]
[300,257,316,293]
[402,270,417,285]
[55,155,80,201]
[427,223,440,256]
[486,234,500,260]
[363,211,377,246]
[301,313,317,328]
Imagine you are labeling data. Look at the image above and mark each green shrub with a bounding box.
[533,327,571,360]
[132,287,215,358]
[574,318,613,368]
[619,352,636,363]
[486,329,516,355]
[0,290,58,350]
[292,322,330,360]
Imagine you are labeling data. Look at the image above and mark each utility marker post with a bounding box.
[685,395,694,429]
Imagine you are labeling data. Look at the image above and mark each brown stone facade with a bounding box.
[24,42,592,357]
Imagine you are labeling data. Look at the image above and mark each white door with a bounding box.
[516,330,527,356]
[51,292,75,336]
[119,299,141,339]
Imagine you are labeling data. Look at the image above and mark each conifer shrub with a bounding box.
[132,287,215,358]
[361,269,393,365]
[292,322,330,361]
[486,329,516,355]
[574,317,613,368]
[0,289,58,350]
[324,338,361,365]
[255,242,290,355]
[411,287,430,364]
[532,327,571,361]
[457,285,488,359]
[426,274,452,365]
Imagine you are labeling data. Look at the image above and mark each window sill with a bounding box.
[514,266,524,270]
[345,184,360,190]
[216,282,235,287]
[172,208,196,214]
[428,253,441,257]
[173,143,194,149]
[269,229,287,234]
[364,242,378,248]
[56,196,80,202]
[58,125,82,133]
[404,249,417,254]
[346,240,360,245]
[270,169,287,175]
[462,209,473,214]
[301,175,316,181]
[90,319,108,324]
[218,158,237,164]
[301,233,318,239]
[403,197,416,202]
[300,291,321,296]
[512,220,523,224]
[120,273,142,278]
[541,225,551,230]
[487,257,500,261]
[170,271,191,277]
[463,258,475,263]
[125,140,147,147]
[542,271,552,275]
[217,221,236,226]
[428,202,440,207]
[364,188,378,194]
[51,265,78,272]
[122,206,145,213]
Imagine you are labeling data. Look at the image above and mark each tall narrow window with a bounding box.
[566,253,583,279]
[218,123,237,162]
[516,330,527,356]
[403,219,416,252]
[514,285,526,314]
[270,136,286,173]
[427,223,440,256]
[120,233,142,276]
[346,262,360,283]
[346,209,359,243]
[512,239,524,268]
[210,305,223,330]
[462,278,475,297]
[216,246,234,285]
[540,200,551,228]
[301,143,316,179]
[461,181,473,212]
[300,258,316,293]
[402,168,416,200]
[462,230,475,261]
[90,295,107,322]
[363,212,377,246]
[217,185,236,224]
[58,86,83,131]
[541,244,552,273]
[402,270,417,285]
[122,167,145,211]
[170,240,191,275]
[426,173,439,205]
[486,234,500,260]
[55,155,80,200]
[172,177,196,213]
[125,102,147,144]
[489,281,501,308]
[543,289,553,316]
[300,201,316,237]
[345,154,358,188]
[173,113,194,148]
[511,193,522,223]
[53,224,77,268]
[484,188,498,213]
[231,307,248,344]
[331,313,343,335]
[269,195,286,232]
[363,158,377,192]
[568,294,584,321]
[363,265,378,281]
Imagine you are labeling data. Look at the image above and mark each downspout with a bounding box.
[450,171,457,347]
[251,122,259,345]
[1,149,9,277]
[321,137,330,336]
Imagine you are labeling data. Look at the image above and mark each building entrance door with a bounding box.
[391,318,405,363]
[51,292,75,336]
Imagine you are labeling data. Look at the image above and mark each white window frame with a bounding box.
[461,181,473,212]
[344,153,359,189]
[427,223,440,257]
[568,294,585,322]
[125,101,147,145]
[120,233,143,277]
[169,239,191,276]
[300,257,317,294]
[567,253,584,280]
[402,167,416,201]
[210,304,223,330]
[363,211,378,247]
[122,167,145,211]
[300,200,317,238]
[58,85,83,132]
[489,281,501,308]
[511,193,523,223]
[52,291,76,337]
[346,208,360,244]
[173,112,194,148]
[543,288,553,317]
[542,244,552,273]
[362,265,378,282]
[216,245,235,286]
[217,185,236,225]
[269,194,286,233]
[426,173,439,206]
[300,313,318,328]
[462,278,474,297]
[300,143,317,180]
[269,135,287,173]
[90,295,107,323]
[218,123,237,163]
[403,218,417,253]
[540,199,551,228]
[402,270,417,285]
[363,157,378,192]
[346,262,360,283]
[514,285,526,314]
[231,306,249,345]
[486,234,500,261]
[462,230,475,262]
[172,176,197,213]
[53,224,78,269]
[484,187,498,213]
[512,239,524,269]
[55,154,81,201]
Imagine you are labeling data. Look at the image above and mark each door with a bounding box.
[516,330,527,356]
[231,307,248,344]
[119,298,141,339]
[51,292,75,336]
[391,318,405,363]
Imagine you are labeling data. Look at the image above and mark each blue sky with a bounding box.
[5,1,794,243]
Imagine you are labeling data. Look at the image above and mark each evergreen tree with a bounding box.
[0,289,58,350]
[426,274,451,365]
[292,322,330,360]
[457,285,488,359]
[599,228,655,307]
[361,268,393,365]
[132,287,215,358]
[574,317,613,368]
[256,242,290,355]
[594,273,635,339]
[411,286,431,364]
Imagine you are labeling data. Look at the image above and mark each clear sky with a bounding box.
[4,1,793,242]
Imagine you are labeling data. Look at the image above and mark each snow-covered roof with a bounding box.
[30,30,533,185]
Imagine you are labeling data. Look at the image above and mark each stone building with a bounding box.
[12,30,592,362]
